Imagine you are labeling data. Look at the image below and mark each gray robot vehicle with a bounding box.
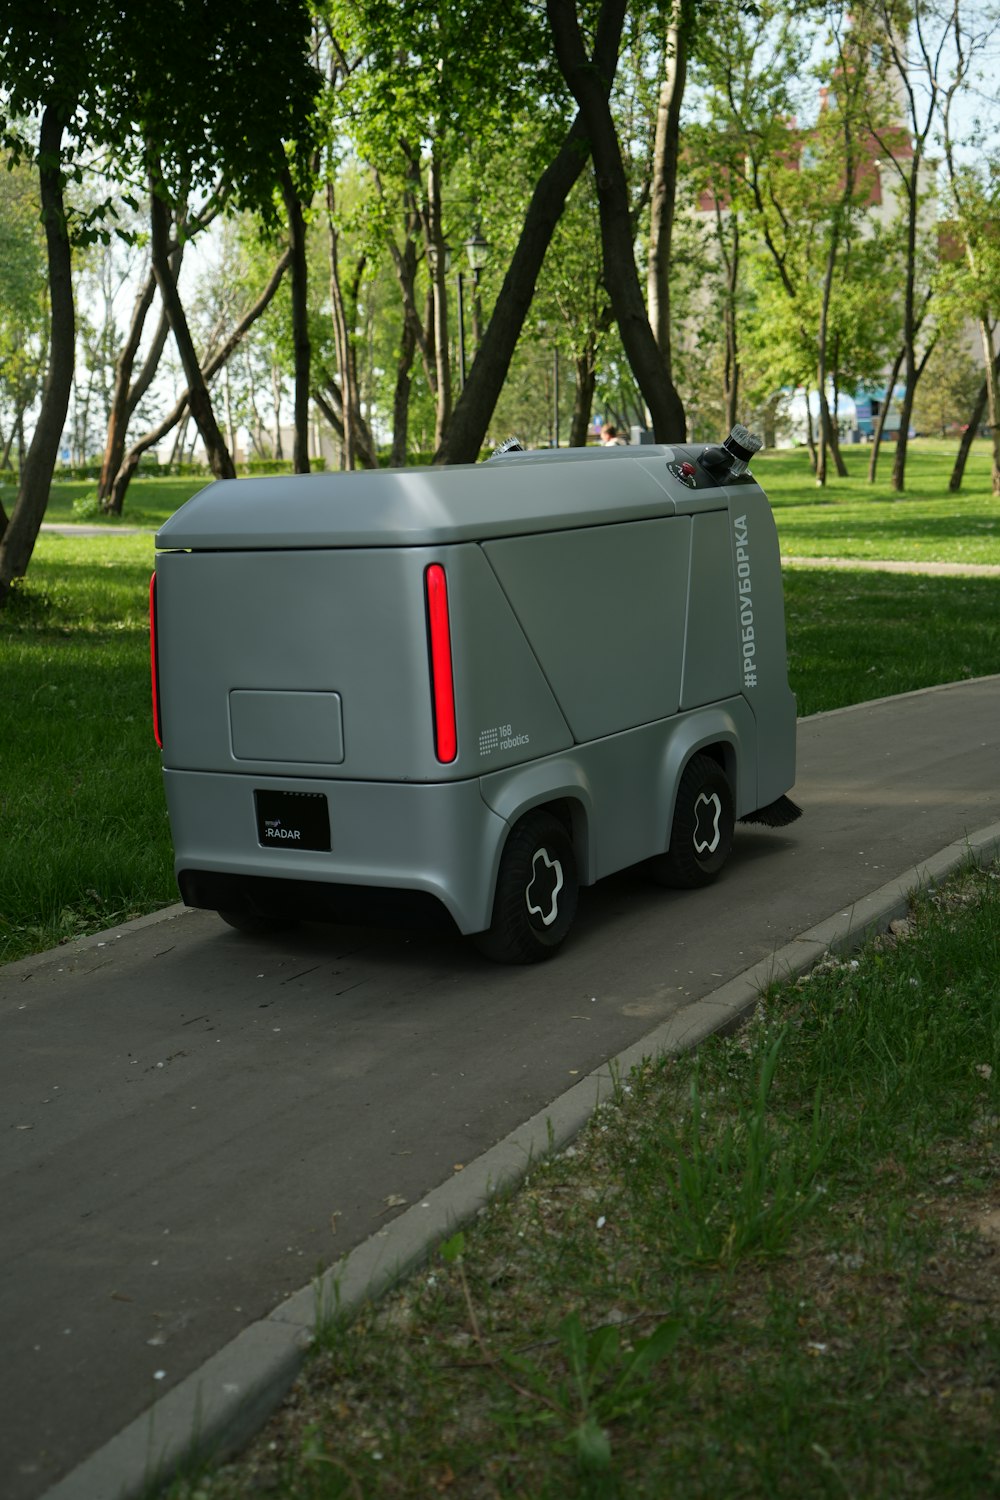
[150,427,799,962]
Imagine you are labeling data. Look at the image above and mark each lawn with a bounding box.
[4,436,998,559]
[1,531,174,962]
[757,440,1000,566]
[0,473,207,530]
[1,441,998,964]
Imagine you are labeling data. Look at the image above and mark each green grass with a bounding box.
[5,439,998,559]
[1,441,998,963]
[756,440,1000,566]
[166,861,1000,1499]
[0,532,176,961]
[784,569,1000,716]
[0,474,207,530]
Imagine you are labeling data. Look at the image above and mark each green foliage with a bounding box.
[0,159,47,438]
[0,1,319,221]
[324,0,558,174]
[70,490,102,520]
[911,330,984,437]
[242,456,328,474]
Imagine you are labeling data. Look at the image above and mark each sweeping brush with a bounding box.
[739,794,803,828]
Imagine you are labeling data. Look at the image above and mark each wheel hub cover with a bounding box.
[693,791,723,855]
[525,847,564,927]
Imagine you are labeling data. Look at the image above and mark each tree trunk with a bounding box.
[889,150,923,494]
[647,0,687,374]
[547,0,686,442]
[108,249,291,511]
[0,105,75,608]
[427,156,452,452]
[722,219,740,434]
[890,329,937,493]
[101,197,226,508]
[98,269,156,500]
[949,354,999,491]
[99,244,183,511]
[869,347,903,483]
[327,180,375,470]
[979,316,1000,496]
[148,170,235,480]
[891,347,916,492]
[280,163,311,474]
[816,388,847,483]
[168,416,188,468]
[570,342,597,447]
[272,363,284,458]
[436,3,628,464]
[804,388,817,471]
[390,306,418,466]
[378,159,436,394]
[830,365,848,476]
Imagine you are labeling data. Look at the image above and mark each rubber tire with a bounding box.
[217,911,299,936]
[648,754,734,890]
[475,811,578,964]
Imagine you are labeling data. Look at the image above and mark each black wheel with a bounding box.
[475,811,578,964]
[648,753,734,889]
[217,910,299,936]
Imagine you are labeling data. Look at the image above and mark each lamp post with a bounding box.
[464,227,490,346]
[456,227,490,388]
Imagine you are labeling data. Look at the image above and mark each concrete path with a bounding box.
[2,677,999,1500]
[782,554,1000,576]
[39,525,154,538]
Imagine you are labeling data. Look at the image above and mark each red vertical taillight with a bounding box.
[425,563,457,763]
[149,571,163,749]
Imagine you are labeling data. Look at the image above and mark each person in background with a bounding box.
[600,423,627,446]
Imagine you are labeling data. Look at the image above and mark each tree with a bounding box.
[96,193,224,507]
[106,243,292,511]
[0,1,102,603]
[911,327,983,438]
[855,0,953,491]
[0,161,47,510]
[687,0,817,450]
[0,0,318,607]
[322,0,566,463]
[547,0,686,440]
[939,2,1000,494]
[647,0,693,400]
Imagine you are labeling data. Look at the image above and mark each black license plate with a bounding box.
[255,790,331,852]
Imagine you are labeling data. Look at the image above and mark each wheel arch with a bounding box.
[480,760,596,884]
[655,710,746,858]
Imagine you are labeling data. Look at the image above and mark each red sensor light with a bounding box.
[425,564,457,763]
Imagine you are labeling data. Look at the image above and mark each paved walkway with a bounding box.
[782,554,1000,576]
[2,678,999,1500]
[39,524,153,537]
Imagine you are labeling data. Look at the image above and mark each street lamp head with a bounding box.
[464,228,490,273]
[428,239,452,274]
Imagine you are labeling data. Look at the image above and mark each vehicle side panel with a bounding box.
[482,518,692,743]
